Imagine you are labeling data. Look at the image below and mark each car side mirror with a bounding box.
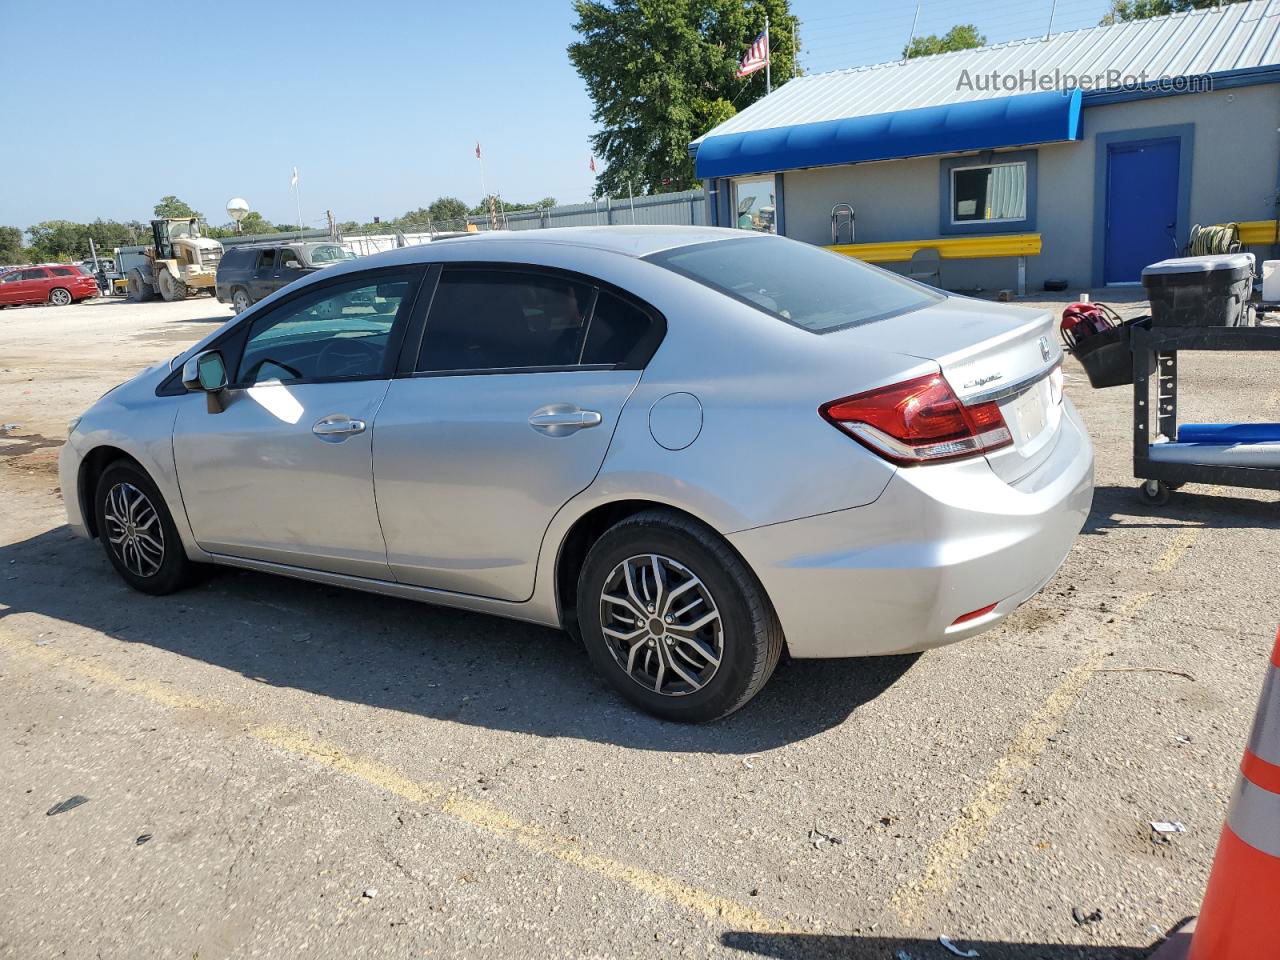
[182,350,229,413]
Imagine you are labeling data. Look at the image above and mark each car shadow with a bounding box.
[1083,482,1280,534]
[719,930,1158,959]
[0,525,916,753]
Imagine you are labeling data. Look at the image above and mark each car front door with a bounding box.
[172,267,425,578]
[274,248,309,292]
[248,248,278,301]
[372,265,662,601]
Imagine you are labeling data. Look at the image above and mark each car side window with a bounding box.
[51,267,75,277]
[418,268,595,372]
[254,249,277,272]
[234,273,415,386]
[279,249,303,270]
[581,291,656,366]
[14,269,46,281]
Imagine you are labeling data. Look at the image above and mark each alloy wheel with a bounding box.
[599,554,724,696]
[103,482,165,578]
[50,288,71,306]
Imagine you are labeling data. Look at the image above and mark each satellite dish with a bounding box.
[226,197,250,222]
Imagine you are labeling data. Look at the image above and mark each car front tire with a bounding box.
[576,509,784,723]
[93,461,196,595]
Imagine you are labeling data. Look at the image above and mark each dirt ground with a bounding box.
[1,293,1277,959]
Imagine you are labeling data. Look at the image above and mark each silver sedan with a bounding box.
[60,227,1094,722]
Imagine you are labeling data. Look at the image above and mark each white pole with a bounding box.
[628,181,636,223]
[293,168,304,241]
[765,14,771,95]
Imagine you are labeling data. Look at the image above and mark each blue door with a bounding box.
[1104,138,1181,284]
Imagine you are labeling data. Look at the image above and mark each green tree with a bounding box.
[903,24,986,59]
[428,196,470,223]
[0,226,28,264]
[569,0,798,196]
[153,195,202,219]
[1101,0,1245,23]
[28,218,156,261]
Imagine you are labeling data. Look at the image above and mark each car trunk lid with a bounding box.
[833,296,1064,483]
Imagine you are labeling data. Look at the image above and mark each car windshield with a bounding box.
[645,236,942,333]
[308,244,356,265]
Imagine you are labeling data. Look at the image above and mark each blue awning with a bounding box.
[694,89,1082,180]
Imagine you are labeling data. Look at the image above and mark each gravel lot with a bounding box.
[1,293,1277,959]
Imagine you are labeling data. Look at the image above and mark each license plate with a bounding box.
[1008,379,1049,442]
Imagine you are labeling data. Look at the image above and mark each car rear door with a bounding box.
[372,264,662,602]
[248,248,278,301]
[172,266,425,578]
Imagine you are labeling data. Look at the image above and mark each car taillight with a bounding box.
[819,373,1012,465]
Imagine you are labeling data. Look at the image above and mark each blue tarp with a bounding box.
[694,89,1083,180]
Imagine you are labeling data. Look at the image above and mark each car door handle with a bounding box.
[528,405,603,437]
[312,415,367,441]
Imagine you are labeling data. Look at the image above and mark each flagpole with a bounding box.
[292,167,303,242]
[765,14,771,95]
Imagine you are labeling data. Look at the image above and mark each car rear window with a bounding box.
[645,236,942,333]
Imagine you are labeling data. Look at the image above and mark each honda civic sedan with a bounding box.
[60,227,1093,722]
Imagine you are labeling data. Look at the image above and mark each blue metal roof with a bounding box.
[695,90,1082,180]
[692,0,1280,176]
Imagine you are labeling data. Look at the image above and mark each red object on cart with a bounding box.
[1060,301,1122,350]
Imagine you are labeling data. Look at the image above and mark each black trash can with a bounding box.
[1140,253,1253,327]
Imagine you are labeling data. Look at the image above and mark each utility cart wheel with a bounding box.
[1137,479,1171,506]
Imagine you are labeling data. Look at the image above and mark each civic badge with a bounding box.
[1039,336,1051,362]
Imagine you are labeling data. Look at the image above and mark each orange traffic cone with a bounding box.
[1153,629,1280,959]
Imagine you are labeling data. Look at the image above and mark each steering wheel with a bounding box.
[316,337,382,378]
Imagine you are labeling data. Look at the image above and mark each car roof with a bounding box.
[422,225,748,259]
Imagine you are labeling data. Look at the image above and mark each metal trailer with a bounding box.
[1131,323,1280,504]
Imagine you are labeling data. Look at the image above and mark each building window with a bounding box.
[732,175,777,233]
[951,162,1027,224]
[939,151,1037,235]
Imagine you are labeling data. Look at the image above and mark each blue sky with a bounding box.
[0,0,1110,232]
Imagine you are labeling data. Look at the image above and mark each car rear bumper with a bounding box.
[728,398,1094,659]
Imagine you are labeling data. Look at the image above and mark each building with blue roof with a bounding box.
[691,0,1280,293]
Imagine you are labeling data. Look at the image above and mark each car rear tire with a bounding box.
[232,287,251,314]
[576,509,784,723]
[93,461,196,595]
[48,287,72,306]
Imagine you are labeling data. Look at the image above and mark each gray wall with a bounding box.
[774,83,1280,292]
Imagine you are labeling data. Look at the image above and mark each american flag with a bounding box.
[589,155,597,173]
[475,142,482,159]
[736,28,770,78]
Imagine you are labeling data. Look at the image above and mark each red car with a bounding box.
[0,264,98,307]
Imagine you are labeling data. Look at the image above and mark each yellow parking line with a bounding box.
[890,653,1104,926]
[2,637,787,935]
[1151,528,1199,575]
[890,528,1195,926]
